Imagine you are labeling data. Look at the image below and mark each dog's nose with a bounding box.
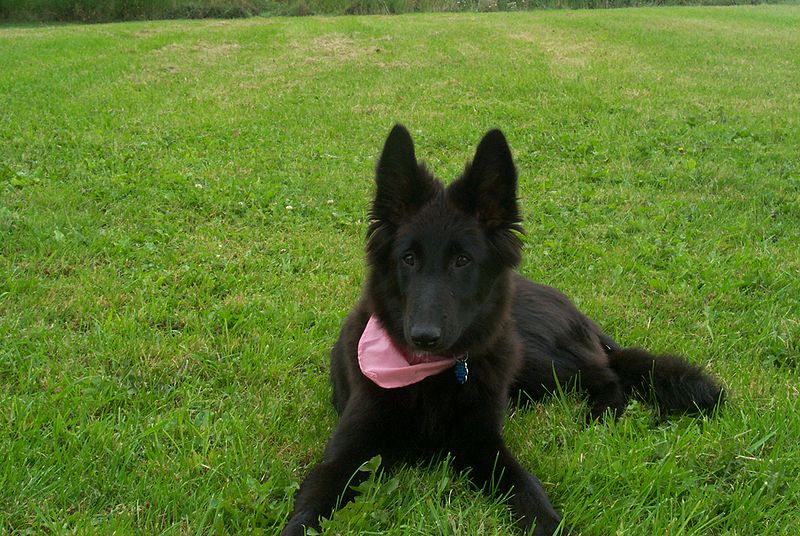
[411,326,441,348]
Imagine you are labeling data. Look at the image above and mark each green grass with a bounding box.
[1,5,799,534]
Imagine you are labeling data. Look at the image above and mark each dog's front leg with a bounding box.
[453,434,568,536]
[281,401,383,536]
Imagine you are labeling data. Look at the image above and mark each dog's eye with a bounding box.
[401,253,416,266]
[455,254,471,267]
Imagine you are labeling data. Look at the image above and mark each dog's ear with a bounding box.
[371,124,439,226]
[448,129,523,265]
[449,129,521,228]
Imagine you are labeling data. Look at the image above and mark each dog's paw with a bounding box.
[280,511,316,536]
[521,513,573,536]
[279,521,305,536]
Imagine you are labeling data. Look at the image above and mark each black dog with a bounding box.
[282,125,724,535]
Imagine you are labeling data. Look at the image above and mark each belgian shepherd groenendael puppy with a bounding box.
[282,125,724,536]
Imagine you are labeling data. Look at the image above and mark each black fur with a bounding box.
[282,125,724,536]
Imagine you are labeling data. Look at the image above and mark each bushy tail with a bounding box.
[608,348,724,414]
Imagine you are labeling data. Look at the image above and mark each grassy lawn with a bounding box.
[1,5,799,534]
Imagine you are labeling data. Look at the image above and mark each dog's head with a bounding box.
[366,124,523,355]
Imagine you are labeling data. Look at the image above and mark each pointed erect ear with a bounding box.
[448,129,521,229]
[371,124,439,226]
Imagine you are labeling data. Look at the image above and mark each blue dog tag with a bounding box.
[455,356,469,385]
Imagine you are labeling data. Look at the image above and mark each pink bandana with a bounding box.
[358,316,456,388]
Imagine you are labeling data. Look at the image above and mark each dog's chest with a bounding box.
[390,375,503,451]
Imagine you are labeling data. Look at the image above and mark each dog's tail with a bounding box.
[607,347,724,414]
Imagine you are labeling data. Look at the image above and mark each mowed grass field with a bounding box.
[1,5,799,534]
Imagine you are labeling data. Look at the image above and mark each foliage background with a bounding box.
[0,0,793,21]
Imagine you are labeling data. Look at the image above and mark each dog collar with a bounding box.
[358,316,468,388]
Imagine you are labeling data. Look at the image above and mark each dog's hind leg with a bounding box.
[579,362,626,420]
[513,335,626,421]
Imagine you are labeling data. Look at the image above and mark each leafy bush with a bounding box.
[0,0,785,21]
